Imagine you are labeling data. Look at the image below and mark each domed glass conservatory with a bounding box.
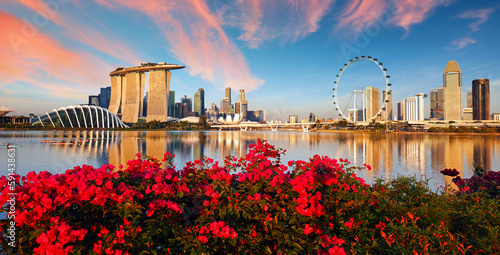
[32,105,128,128]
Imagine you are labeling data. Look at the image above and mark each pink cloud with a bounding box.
[0,11,111,98]
[11,0,141,64]
[335,0,453,37]
[94,0,264,91]
[335,0,387,33]
[236,0,335,48]
[391,0,452,32]
[458,8,497,32]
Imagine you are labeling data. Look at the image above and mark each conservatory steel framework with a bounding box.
[33,105,128,128]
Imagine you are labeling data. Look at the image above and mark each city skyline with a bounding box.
[1,1,500,121]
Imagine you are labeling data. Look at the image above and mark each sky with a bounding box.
[1,0,499,121]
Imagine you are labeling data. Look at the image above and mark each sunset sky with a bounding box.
[1,0,499,120]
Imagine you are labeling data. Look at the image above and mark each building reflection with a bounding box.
[21,130,497,189]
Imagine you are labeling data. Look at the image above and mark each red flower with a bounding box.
[303,224,314,235]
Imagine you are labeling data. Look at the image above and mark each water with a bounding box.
[1,130,499,189]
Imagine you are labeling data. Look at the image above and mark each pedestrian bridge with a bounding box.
[210,122,316,132]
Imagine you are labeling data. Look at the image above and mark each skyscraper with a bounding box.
[366,86,380,121]
[194,88,205,117]
[382,90,392,121]
[430,89,438,119]
[168,91,175,117]
[99,87,111,109]
[472,79,490,120]
[238,89,248,121]
[443,60,462,120]
[308,112,316,122]
[181,96,192,112]
[225,87,231,105]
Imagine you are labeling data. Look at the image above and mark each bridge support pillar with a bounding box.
[240,126,248,131]
[270,125,279,132]
[301,124,310,132]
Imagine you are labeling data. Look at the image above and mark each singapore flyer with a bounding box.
[333,56,392,123]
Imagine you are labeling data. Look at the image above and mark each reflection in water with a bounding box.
[0,130,499,189]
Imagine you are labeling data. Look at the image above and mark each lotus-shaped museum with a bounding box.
[218,114,242,125]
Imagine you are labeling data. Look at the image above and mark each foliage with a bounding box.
[2,140,500,254]
[334,120,348,128]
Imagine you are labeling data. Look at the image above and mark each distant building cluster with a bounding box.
[428,61,491,121]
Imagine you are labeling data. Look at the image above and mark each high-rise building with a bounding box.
[237,89,248,121]
[194,88,205,117]
[399,93,426,121]
[366,86,380,121]
[89,95,100,106]
[143,92,148,117]
[430,89,438,119]
[472,79,490,120]
[443,60,462,120]
[382,90,392,121]
[289,115,298,124]
[397,101,405,121]
[308,112,316,122]
[467,91,473,108]
[220,98,230,114]
[168,91,175,117]
[225,87,231,105]
[99,87,111,109]
[181,96,192,114]
[108,63,185,123]
[209,103,219,122]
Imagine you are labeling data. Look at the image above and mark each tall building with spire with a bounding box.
[237,89,248,121]
[443,60,462,120]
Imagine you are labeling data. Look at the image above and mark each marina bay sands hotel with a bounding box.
[108,62,185,123]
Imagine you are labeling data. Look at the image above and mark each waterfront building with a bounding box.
[89,95,100,106]
[247,110,265,122]
[443,61,462,120]
[463,108,473,121]
[365,86,380,121]
[32,105,128,128]
[109,62,185,123]
[399,93,426,121]
[491,113,500,120]
[168,91,175,117]
[472,79,490,120]
[382,90,392,121]
[194,88,205,117]
[289,115,298,124]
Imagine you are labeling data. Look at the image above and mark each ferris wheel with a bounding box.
[332,56,392,122]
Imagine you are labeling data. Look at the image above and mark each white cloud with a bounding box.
[447,37,476,50]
